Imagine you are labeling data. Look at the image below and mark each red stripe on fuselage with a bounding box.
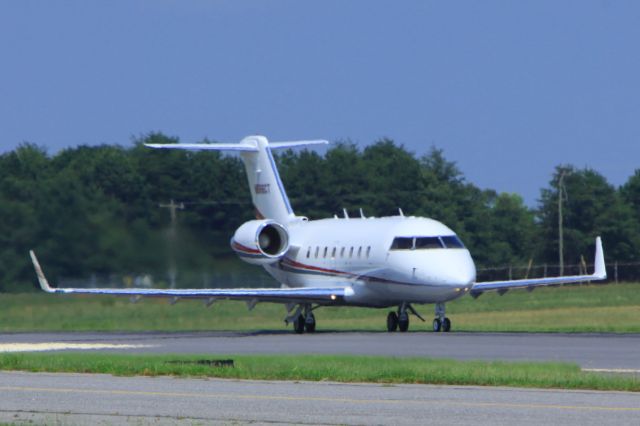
[281,257,353,277]
[280,257,425,287]
[231,241,261,255]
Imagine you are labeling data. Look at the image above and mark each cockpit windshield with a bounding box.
[390,235,465,250]
[390,237,413,250]
[440,235,465,248]
[415,237,443,249]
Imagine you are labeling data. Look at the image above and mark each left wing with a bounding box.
[29,251,349,305]
[471,237,606,298]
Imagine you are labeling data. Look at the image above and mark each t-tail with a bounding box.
[145,135,328,223]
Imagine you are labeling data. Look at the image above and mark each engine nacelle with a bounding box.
[230,219,290,265]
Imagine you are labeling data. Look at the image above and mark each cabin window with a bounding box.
[441,235,465,248]
[349,247,354,258]
[315,246,319,258]
[415,237,443,249]
[366,246,371,258]
[357,247,362,258]
[340,247,345,258]
[306,247,311,258]
[331,247,336,259]
[390,237,414,250]
[323,247,328,258]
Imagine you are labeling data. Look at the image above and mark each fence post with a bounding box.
[614,262,618,284]
[525,258,533,279]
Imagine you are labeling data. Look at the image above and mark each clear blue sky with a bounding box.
[1,1,638,205]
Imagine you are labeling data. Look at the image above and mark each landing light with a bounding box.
[330,294,337,300]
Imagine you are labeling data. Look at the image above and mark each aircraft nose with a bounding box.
[439,253,476,287]
[447,263,476,286]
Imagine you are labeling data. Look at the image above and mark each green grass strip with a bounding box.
[2,283,639,333]
[0,352,638,392]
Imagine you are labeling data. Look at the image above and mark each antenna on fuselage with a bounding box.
[343,208,349,219]
[398,208,404,217]
[359,208,365,219]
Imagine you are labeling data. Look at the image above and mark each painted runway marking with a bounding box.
[0,343,153,353]
[1,385,639,412]
[583,368,640,374]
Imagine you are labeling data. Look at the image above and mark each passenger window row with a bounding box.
[306,245,372,259]
[390,235,465,250]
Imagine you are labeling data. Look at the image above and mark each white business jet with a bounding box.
[30,135,607,333]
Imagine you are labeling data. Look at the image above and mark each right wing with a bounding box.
[29,251,350,305]
[471,237,607,297]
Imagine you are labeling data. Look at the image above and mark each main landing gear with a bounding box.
[287,303,317,334]
[386,303,425,332]
[386,302,452,332]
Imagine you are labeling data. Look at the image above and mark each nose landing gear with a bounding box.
[433,302,451,332]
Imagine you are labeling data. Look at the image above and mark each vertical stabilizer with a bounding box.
[238,136,293,222]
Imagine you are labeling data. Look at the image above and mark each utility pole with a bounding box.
[558,170,567,276]
[159,200,184,289]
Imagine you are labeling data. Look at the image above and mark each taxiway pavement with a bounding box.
[1,371,638,425]
[1,331,639,370]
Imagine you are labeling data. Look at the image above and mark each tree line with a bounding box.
[1,133,639,291]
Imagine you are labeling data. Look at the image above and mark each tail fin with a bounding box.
[146,135,328,223]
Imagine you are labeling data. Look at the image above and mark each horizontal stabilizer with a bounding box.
[145,143,259,152]
[269,140,329,149]
[145,138,328,153]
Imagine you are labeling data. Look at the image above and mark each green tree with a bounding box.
[538,166,639,264]
[620,169,640,220]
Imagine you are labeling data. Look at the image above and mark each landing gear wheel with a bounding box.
[432,318,442,332]
[398,314,409,332]
[442,317,451,332]
[386,312,399,332]
[305,313,316,333]
[293,314,305,334]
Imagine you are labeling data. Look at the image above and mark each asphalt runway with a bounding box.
[1,371,639,425]
[1,331,640,370]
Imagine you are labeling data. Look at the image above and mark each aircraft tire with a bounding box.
[386,312,399,332]
[442,317,451,332]
[293,314,305,334]
[305,313,316,333]
[398,314,409,332]
[432,318,442,332]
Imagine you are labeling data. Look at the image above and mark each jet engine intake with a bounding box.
[230,219,290,265]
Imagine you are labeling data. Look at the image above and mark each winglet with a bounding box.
[29,250,54,293]
[593,236,606,279]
